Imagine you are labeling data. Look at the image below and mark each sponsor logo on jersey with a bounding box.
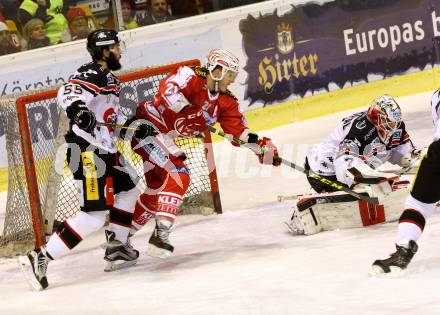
[363,127,375,140]
[157,194,182,215]
[158,195,182,206]
[79,69,98,79]
[391,129,403,146]
[170,166,189,175]
[103,108,117,129]
[141,139,169,167]
[356,120,366,129]
[81,152,99,200]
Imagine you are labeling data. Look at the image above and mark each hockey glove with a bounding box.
[66,101,96,133]
[135,122,157,139]
[119,117,158,140]
[256,137,281,166]
[399,147,427,171]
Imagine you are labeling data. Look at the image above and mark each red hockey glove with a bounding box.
[256,137,281,166]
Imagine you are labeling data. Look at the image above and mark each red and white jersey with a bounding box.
[431,89,440,141]
[57,62,126,152]
[135,66,249,140]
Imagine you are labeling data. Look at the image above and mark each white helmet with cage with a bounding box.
[367,94,402,144]
[206,48,240,82]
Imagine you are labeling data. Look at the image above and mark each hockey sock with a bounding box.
[396,209,425,246]
[46,211,106,259]
[109,188,139,242]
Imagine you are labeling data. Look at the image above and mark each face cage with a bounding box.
[376,114,401,143]
[209,67,238,82]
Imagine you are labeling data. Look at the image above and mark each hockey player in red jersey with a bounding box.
[18,29,141,290]
[123,48,281,258]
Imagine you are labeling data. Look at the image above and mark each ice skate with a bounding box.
[370,240,418,275]
[18,247,52,291]
[104,230,139,272]
[146,220,174,258]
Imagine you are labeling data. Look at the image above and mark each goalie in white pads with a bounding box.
[18,30,142,291]
[287,95,422,235]
[370,89,440,274]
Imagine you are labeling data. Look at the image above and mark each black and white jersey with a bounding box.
[431,89,440,141]
[57,62,126,152]
[307,111,414,185]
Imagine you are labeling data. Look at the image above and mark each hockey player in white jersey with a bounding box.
[306,94,417,192]
[371,90,440,274]
[287,95,422,235]
[18,29,143,290]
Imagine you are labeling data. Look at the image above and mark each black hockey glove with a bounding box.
[135,123,156,139]
[119,117,157,140]
[66,101,96,133]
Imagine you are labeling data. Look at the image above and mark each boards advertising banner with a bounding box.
[240,0,440,105]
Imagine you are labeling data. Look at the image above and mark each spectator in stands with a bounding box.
[18,0,68,44]
[140,0,174,26]
[22,18,51,49]
[5,20,26,51]
[168,0,212,17]
[63,6,91,41]
[102,0,139,30]
[121,0,139,29]
[0,21,18,55]
[0,0,20,25]
[169,0,198,19]
[195,0,213,14]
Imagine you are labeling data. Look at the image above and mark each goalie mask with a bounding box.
[367,95,402,144]
[206,48,239,83]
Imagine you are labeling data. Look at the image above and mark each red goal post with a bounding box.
[0,59,222,257]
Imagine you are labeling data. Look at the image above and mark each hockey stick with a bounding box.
[207,125,380,205]
[96,120,161,134]
[96,121,139,131]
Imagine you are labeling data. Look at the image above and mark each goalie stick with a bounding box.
[207,125,380,205]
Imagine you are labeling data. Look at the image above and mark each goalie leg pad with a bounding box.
[287,201,322,235]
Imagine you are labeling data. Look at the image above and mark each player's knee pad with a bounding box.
[404,195,436,218]
[72,210,107,233]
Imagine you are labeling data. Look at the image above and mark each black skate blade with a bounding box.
[104,260,137,272]
[17,256,47,291]
[146,243,173,259]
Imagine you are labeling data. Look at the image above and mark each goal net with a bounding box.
[0,59,222,257]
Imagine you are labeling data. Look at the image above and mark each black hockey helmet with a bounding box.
[87,29,120,61]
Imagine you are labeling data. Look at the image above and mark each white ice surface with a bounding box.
[1,92,440,315]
